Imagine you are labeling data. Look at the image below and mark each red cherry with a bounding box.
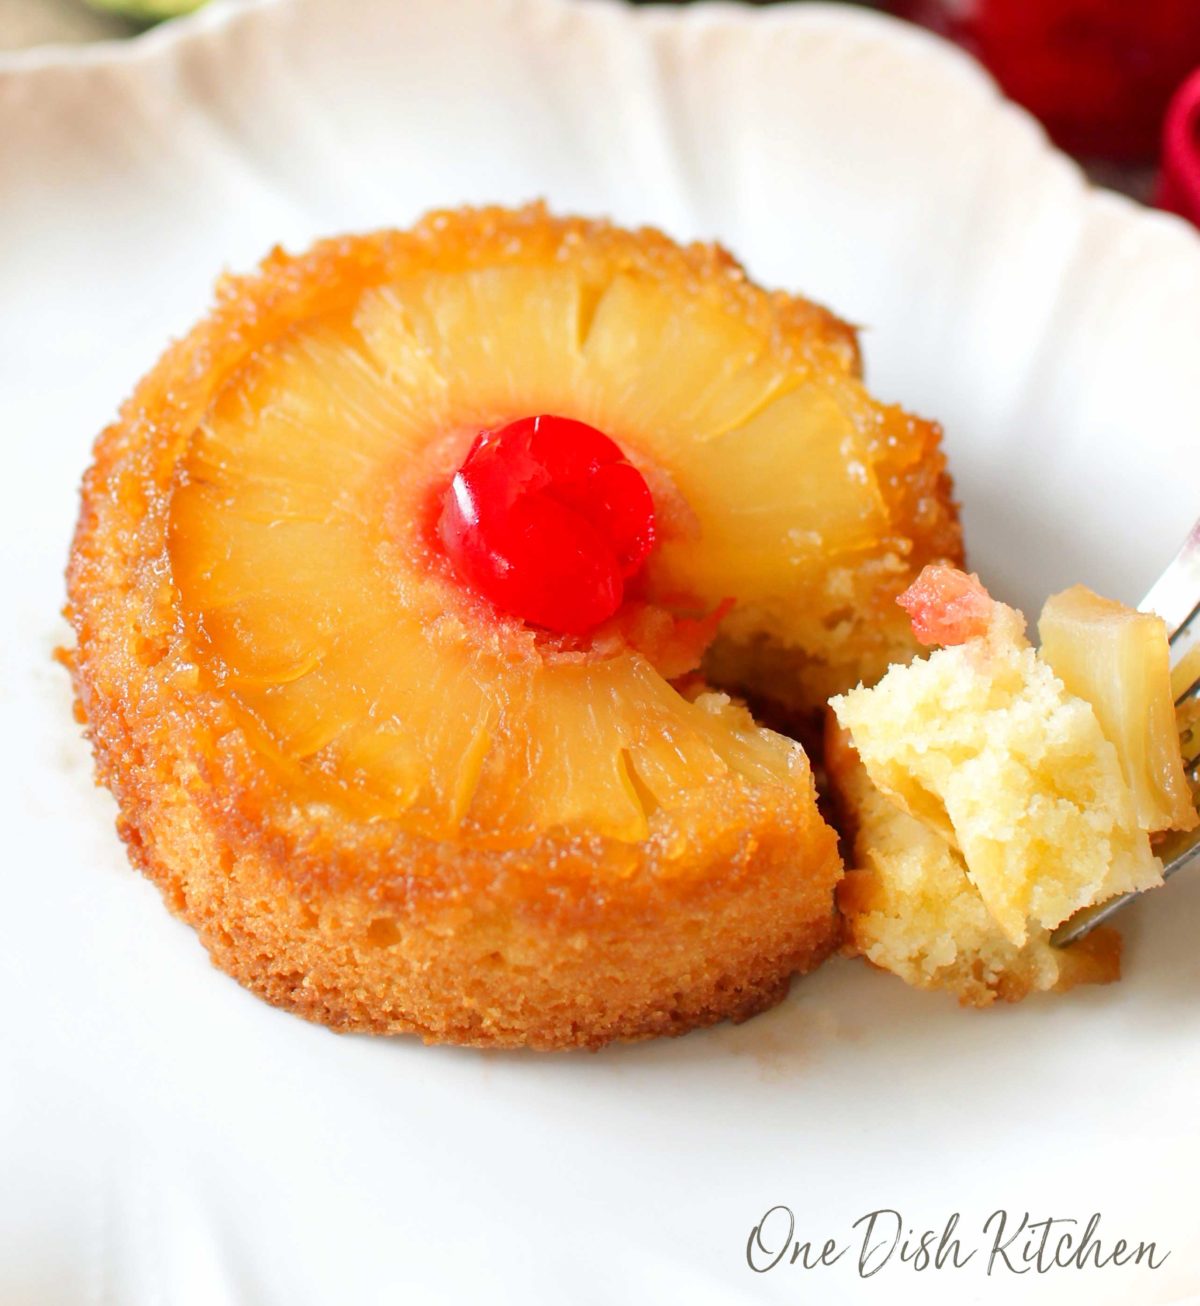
[438,415,656,635]
[898,564,996,646]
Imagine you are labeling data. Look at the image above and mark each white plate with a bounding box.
[3,2,1200,1303]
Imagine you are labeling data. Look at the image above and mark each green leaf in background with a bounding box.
[83,0,208,21]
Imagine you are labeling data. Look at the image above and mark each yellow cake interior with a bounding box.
[829,567,1196,1003]
[827,723,1122,1003]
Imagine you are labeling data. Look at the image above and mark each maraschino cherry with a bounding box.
[439,415,656,635]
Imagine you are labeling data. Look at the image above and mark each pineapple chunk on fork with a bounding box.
[1051,519,1200,946]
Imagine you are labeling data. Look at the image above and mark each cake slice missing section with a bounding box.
[828,565,1196,1004]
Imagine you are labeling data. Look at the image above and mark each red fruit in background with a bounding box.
[439,415,656,636]
[1157,69,1200,223]
[889,0,1200,161]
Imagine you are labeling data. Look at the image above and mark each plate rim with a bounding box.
[2,0,1196,257]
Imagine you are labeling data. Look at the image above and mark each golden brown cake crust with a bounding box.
[65,204,863,1049]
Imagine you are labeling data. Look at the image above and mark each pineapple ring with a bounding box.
[66,205,960,1048]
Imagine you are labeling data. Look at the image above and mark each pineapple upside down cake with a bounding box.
[68,204,1190,1046]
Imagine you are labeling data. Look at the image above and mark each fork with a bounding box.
[1052,518,1200,947]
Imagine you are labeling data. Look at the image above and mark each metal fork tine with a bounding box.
[1141,518,1200,646]
[1172,607,1200,652]
[1053,819,1200,947]
[1174,645,1200,702]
